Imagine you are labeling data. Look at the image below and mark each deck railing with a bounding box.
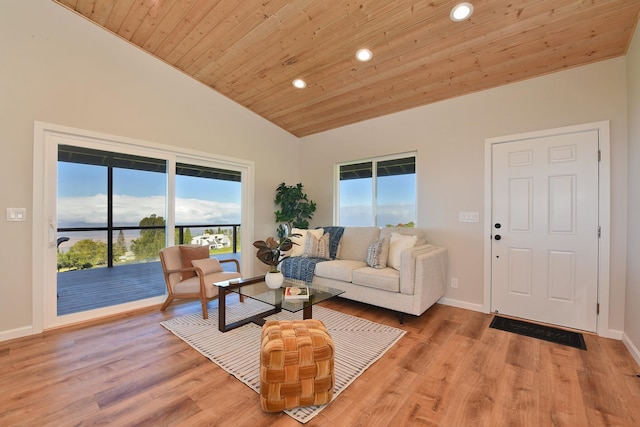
[57,223,241,268]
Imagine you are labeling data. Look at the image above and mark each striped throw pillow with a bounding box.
[366,238,388,269]
[303,232,331,259]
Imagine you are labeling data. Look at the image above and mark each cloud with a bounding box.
[340,203,415,227]
[58,194,241,226]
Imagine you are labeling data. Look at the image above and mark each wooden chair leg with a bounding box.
[201,298,209,319]
[160,296,174,312]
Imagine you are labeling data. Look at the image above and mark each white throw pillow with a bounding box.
[289,228,307,257]
[191,258,223,275]
[387,233,417,270]
[290,227,323,257]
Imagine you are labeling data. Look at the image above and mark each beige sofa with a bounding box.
[283,226,448,320]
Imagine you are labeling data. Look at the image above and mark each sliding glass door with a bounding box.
[175,163,242,261]
[33,122,254,330]
[56,145,168,315]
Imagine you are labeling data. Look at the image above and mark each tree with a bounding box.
[184,228,193,245]
[57,239,108,270]
[174,227,193,244]
[130,214,166,260]
[114,230,127,261]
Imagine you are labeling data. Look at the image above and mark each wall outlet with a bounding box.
[451,277,458,288]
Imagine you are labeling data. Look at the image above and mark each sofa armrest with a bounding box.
[399,244,438,295]
[413,247,448,311]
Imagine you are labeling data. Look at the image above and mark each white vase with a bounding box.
[265,271,284,289]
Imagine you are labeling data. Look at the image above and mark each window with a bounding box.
[175,162,242,251]
[337,154,416,227]
[57,145,168,269]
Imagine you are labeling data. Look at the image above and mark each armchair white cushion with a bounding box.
[159,244,242,319]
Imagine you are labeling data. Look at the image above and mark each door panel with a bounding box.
[491,130,599,332]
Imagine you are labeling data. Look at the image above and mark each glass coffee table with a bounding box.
[214,276,344,332]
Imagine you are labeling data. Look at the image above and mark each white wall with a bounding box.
[0,0,299,335]
[625,23,640,360]
[300,57,629,333]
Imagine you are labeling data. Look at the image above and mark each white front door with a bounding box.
[491,129,600,332]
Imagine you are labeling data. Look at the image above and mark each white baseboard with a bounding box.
[606,328,624,340]
[0,325,34,343]
[438,297,485,313]
[622,333,640,368]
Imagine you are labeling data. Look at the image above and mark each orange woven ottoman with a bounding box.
[260,319,335,412]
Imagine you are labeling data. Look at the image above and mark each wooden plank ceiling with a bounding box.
[53,0,640,137]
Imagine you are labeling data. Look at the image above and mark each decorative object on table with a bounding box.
[253,235,296,288]
[274,182,317,239]
[265,270,284,289]
[284,286,310,300]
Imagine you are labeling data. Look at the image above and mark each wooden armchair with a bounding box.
[159,244,242,319]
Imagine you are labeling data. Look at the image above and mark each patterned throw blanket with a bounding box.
[281,226,344,282]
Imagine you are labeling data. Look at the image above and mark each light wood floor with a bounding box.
[1,297,639,426]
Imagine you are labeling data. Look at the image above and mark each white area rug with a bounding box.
[161,298,406,424]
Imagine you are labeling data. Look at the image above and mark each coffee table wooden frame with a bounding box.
[216,276,314,332]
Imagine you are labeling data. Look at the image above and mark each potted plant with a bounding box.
[274,183,317,238]
[253,236,295,288]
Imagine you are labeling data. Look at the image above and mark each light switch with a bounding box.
[459,211,479,223]
[6,208,27,222]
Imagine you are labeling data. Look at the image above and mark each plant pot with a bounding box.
[265,271,284,289]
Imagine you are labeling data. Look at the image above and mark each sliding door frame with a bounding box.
[33,121,255,332]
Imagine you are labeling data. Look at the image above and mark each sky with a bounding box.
[58,162,415,228]
[339,174,416,226]
[57,162,242,227]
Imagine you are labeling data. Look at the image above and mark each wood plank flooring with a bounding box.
[1,298,639,426]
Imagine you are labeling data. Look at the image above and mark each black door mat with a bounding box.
[490,316,587,350]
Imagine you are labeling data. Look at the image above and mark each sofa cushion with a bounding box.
[388,233,417,270]
[314,259,367,282]
[366,238,389,269]
[352,267,400,292]
[303,232,330,259]
[336,227,381,262]
[379,227,428,246]
[173,271,242,298]
[290,228,324,257]
[318,226,345,259]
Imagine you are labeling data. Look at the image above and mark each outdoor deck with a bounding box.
[56,253,242,315]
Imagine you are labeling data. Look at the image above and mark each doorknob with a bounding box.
[494,234,501,240]
[494,223,501,229]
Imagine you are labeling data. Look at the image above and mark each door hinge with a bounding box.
[597,303,600,314]
[598,150,601,161]
[598,226,601,238]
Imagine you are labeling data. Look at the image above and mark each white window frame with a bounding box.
[334,152,417,227]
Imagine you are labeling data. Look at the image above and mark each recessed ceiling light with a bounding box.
[292,78,306,89]
[450,2,474,22]
[355,48,373,62]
